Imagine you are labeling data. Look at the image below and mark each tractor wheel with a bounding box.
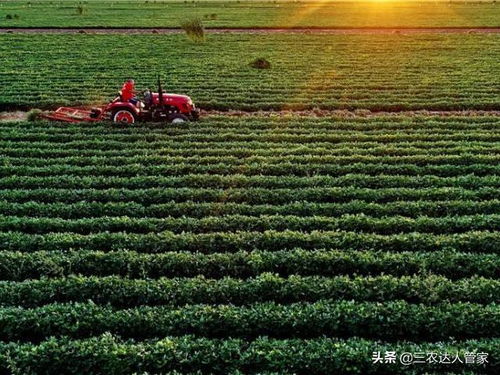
[112,109,136,124]
[169,113,189,124]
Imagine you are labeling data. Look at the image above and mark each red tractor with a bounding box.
[42,78,199,124]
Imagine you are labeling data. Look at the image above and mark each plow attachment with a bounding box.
[41,107,102,123]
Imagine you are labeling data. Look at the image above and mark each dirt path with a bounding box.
[200,109,500,118]
[1,27,500,34]
[0,111,28,123]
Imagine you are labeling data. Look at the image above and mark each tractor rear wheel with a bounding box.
[112,109,136,124]
[169,113,189,124]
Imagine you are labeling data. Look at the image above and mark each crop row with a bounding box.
[1,200,498,220]
[0,187,496,205]
[2,136,496,151]
[2,143,499,161]
[0,334,496,375]
[1,214,497,235]
[2,150,499,165]
[4,117,497,132]
[3,162,499,178]
[1,230,498,253]
[3,137,498,151]
[1,142,498,167]
[0,248,498,281]
[1,300,497,342]
[3,127,498,140]
[0,274,497,308]
[3,131,499,144]
[4,121,498,134]
[3,117,498,132]
[1,151,499,167]
[1,174,498,190]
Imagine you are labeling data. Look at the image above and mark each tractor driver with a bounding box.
[120,79,139,105]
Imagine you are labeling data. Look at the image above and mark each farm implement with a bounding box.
[42,78,199,124]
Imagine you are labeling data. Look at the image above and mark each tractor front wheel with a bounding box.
[169,113,189,124]
[112,109,136,124]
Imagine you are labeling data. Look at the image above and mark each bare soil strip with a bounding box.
[1,27,500,34]
[0,111,27,123]
[200,109,500,118]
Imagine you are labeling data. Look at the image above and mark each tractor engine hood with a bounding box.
[151,93,192,105]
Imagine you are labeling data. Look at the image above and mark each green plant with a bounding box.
[0,334,497,374]
[0,274,497,308]
[0,300,497,342]
[180,18,205,42]
[26,109,41,121]
[1,248,498,281]
[249,57,271,69]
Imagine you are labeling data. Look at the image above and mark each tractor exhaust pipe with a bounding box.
[157,75,164,106]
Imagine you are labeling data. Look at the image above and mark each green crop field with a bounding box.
[1,0,499,373]
[0,0,499,28]
[1,33,499,111]
[0,116,499,373]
